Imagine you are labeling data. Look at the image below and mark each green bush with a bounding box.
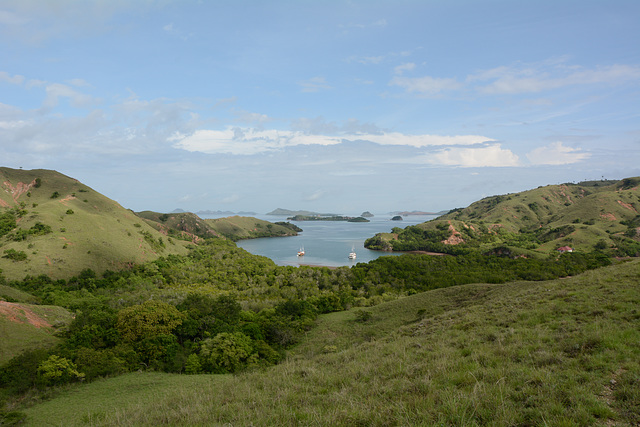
[37,355,85,386]
[200,332,256,373]
[2,249,27,261]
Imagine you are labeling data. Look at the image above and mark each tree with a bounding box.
[37,355,85,386]
[116,300,184,342]
[200,332,256,373]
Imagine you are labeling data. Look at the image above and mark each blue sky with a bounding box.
[1,0,639,215]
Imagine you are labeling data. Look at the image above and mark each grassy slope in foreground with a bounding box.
[0,168,189,280]
[22,259,640,426]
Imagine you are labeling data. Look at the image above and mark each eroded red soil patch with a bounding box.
[0,301,52,329]
[617,200,638,213]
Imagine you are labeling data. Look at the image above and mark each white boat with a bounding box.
[297,247,305,256]
[348,248,356,259]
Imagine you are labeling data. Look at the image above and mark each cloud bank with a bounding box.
[171,127,495,156]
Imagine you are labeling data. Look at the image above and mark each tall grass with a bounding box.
[21,260,640,426]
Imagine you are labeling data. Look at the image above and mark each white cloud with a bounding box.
[26,79,46,89]
[394,63,415,75]
[171,127,495,155]
[0,120,30,130]
[526,142,590,165]
[391,59,640,97]
[347,55,384,65]
[305,190,327,201]
[0,71,25,85]
[68,78,91,87]
[0,1,154,44]
[429,144,520,167]
[471,62,640,95]
[163,22,193,41]
[42,83,95,109]
[172,128,342,155]
[363,132,493,148]
[298,77,332,93]
[389,75,462,96]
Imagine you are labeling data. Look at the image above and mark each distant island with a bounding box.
[170,209,257,215]
[197,210,257,215]
[390,210,449,216]
[361,211,374,218]
[287,215,370,222]
[267,208,339,216]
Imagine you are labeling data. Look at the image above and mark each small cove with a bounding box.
[214,214,438,268]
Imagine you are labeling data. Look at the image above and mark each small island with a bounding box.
[287,215,370,222]
[391,215,403,221]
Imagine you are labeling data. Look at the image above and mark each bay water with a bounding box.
[222,214,438,268]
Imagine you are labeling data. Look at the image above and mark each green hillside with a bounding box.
[366,178,640,257]
[202,215,300,241]
[0,168,189,280]
[18,259,640,426]
[136,211,223,241]
[0,301,73,365]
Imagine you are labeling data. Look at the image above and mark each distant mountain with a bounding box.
[0,167,190,280]
[267,208,339,216]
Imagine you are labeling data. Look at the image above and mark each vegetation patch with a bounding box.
[16,260,640,426]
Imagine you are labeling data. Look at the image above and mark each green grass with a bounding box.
[20,372,223,426]
[0,168,190,280]
[203,215,299,240]
[20,259,640,426]
[0,303,72,364]
[372,179,640,255]
[0,285,39,304]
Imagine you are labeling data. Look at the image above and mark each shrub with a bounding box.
[354,309,372,322]
[2,249,27,261]
[37,355,85,386]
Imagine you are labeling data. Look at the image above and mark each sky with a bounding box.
[1,0,639,215]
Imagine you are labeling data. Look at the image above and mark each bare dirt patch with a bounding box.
[442,222,465,245]
[617,200,638,213]
[600,213,617,221]
[2,179,36,203]
[0,301,53,329]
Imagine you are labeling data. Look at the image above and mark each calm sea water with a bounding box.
[208,214,438,268]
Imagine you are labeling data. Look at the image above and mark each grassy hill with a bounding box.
[366,178,640,256]
[0,168,190,280]
[18,259,640,426]
[137,211,302,242]
[202,215,300,241]
[136,211,223,241]
[137,211,301,242]
[0,301,72,365]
